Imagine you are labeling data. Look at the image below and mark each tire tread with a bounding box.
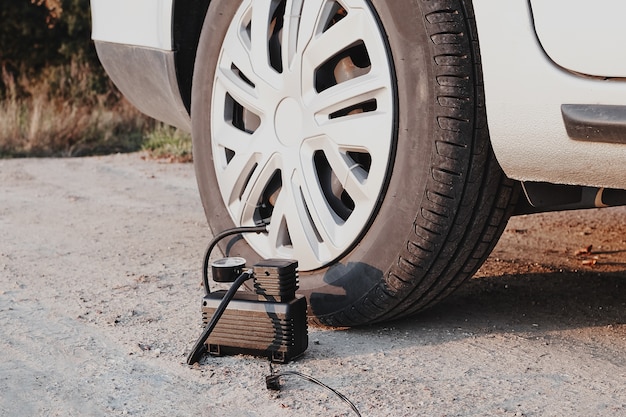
[313,0,519,326]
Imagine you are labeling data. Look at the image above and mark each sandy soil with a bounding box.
[1,154,625,416]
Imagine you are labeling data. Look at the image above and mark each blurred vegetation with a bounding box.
[0,0,189,159]
[1,0,95,84]
[142,125,193,163]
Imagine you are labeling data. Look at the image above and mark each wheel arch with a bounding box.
[171,0,212,113]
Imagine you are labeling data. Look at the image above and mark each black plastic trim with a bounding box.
[515,181,626,214]
[562,104,626,144]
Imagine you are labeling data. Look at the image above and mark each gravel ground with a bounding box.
[1,153,625,416]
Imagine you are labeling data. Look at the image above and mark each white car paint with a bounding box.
[530,0,626,78]
[473,0,626,189]
[91,0,173,50]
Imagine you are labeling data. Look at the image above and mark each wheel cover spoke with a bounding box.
[211,0,395,270]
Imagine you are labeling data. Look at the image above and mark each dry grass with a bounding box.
[141,125,192,163]
[0,62,156,158]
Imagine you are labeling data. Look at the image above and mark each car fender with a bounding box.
[473,0,626,189]
[91,0,173,50]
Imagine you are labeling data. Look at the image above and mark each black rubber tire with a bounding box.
[191,0,519,326]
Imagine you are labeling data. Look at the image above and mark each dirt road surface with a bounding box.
[1,154,625,416]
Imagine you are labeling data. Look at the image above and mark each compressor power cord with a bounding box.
[266,363,362,417]
[202,225,268,295]
[187,269,253,365]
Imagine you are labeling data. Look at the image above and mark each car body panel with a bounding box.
[91,0,173,50]
[94,41,191,131]
[529,0,626,78]
[473,0,626,189]
[90,0,191,130]
[90,0,626,190]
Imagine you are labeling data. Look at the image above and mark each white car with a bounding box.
[91,0,626,326]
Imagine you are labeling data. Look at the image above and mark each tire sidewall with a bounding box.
[192,0,436,320]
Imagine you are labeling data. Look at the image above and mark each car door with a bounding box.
[530,0,626,78]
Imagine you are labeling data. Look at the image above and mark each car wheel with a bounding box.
[191,0,518,325]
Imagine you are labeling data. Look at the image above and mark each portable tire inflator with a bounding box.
[187,226,308,365]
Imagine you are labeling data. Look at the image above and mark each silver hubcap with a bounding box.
[211,0,395,271]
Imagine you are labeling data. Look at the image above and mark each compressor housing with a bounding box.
[201,259,308,363]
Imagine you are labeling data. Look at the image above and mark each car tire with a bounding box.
[191,0,518,326]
